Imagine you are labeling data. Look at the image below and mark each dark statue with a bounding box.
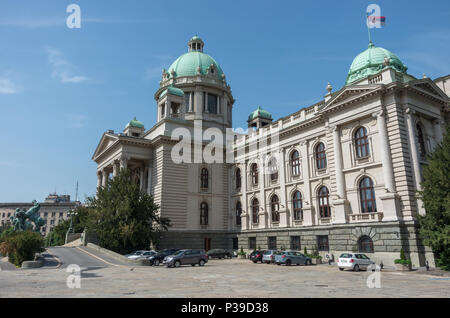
[9,200,45,232]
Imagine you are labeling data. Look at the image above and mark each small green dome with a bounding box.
[345,42,408,85]
[160,85,185,98]
[126,117,144,129]
[167,52,224,80]
[248,106,272,121]
[190,35,202,41]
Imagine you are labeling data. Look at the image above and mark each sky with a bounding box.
[0,0,449,202]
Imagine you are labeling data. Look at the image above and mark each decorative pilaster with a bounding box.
[300,140,313,226]
[241,163,249,230]
[120,158,128,170]
[258,158,267,229]
[433,119,443,145]
[278,148,288,227]
[147,161,153,195]
[332,125,348,224]
[112,160,119,178]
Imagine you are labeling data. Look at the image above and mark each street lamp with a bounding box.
[67,209,78,234]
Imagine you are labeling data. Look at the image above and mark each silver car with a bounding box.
[262,250,278,264]
[337,253,375,271]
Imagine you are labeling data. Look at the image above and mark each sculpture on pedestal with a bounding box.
[9,201,45,232]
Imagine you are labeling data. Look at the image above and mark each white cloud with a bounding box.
[66,114,88,129]
[46,47,88,84]
[0,77,18,94]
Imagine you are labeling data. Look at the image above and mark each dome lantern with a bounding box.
[188,35,204,52]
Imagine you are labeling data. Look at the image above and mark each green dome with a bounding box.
[160,85,185,98]
[345,42,408,85]
[248,106,272,121]
[190,35,202,41]
[126,117,144,129]
[167,51,224,80]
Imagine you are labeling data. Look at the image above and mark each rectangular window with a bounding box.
[232,238,239,250]
[59,212,63,217]
[267,237,277,250]
[248,237,256,250]
[207,93,218,114]
[290,236,301,250]
[317,235,329,251]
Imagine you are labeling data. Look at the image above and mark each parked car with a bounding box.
[337,253,375,271]
[163,249,208,268]
[125,250,145,259]
[249,250,265,263]
[206,249,233,259]
[275,250,312,266]
[135,251,157,260]
[148,249,180,266]
[262,250,278,264]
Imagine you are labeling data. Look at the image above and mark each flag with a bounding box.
[367,15,386,28]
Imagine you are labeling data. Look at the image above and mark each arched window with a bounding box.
[271,195,280,223]
[268,157,278,181]
[200,202,208,225]
[251,163,258,185]
[200,168,209,189]
[416,124,426,157]
[315,143,327,170]
[290,150,300,176]
[236,201,242,226]
[359,177,377,213]
[235,168,241,189]
[292,191,303,220]
[354,127,370,158]
[251,198,259,224]
[318,186,330,218]
[358,236,374,253]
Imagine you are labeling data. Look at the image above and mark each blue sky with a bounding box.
[0,0,449,202]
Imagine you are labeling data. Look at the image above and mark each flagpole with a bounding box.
[366,13,372,44]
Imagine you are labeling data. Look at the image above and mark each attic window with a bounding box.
[132,133,139,137]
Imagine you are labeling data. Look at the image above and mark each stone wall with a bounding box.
[158,230,236,250]
[237,220,434,267]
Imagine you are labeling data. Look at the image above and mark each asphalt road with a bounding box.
[46,247,109,269]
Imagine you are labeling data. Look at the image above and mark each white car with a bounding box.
[126,250,150,259]
[337,253,375,271]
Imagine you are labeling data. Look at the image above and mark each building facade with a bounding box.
[0,193,80,236]
[93,37,449,267]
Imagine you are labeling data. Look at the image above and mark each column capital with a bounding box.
[404,107,416,116]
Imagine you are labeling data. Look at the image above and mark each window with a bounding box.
[251,198,259,224]
[207,93,218,114]
[271,195,280,223]
[290,150,300,176]
[160,104,165,118]
[59,212,63,218]
[290,236,300,250]
[292,191,303,220]
[248,237,256,250]
[201,168,209,189]
[354,127,370,158]
[236,201,242,226]
[251,163,258,185]
[268,237,277,250]
[358,236,374,253]
[315,142,327,170]
[200,202,208,225]
[235,168,241,189]
[318,186,330,218]
[317,235,329,251]
[232,238,239,250]
[359,177,377,213]
[416,124,426,158]
[52,212,55,217]
[268,157,278,181]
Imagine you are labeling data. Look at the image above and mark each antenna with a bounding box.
[75,181,79,202]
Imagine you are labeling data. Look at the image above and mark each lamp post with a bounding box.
[67,209,77,234]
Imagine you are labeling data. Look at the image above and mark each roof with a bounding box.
[345,42,408,85]
[248,106,272,121]
[125,117,144,129]
[167,51,224,80]
[160,85,185,98]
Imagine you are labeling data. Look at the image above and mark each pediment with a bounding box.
[321,86,380,112]
[92,133,119,161]
[410,80,448,101]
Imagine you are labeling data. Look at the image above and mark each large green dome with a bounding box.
[345,42,407,85]
[167,51,224,80]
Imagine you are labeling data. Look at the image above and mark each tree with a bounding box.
[0,230,44,267]
[418,125,450,270]
[85,169,170,254]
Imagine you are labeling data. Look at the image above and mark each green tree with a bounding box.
[85,169,170,254]
[0,230,44,267]
[418,125,450,270]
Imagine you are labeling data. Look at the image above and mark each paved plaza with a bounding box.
[0,247,449,298]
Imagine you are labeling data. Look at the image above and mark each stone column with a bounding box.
[120,158,128,170]
[332,125,348,224]
[278,148,288,227]
[258,158,267,229]
[139,166,145,191]
[377,111,396,192]
[101,168,108,187]
[147,161,153,195]
[300,141,313,226]
[112,160,119,178]
[96,171,102,189]
[194,90,202,117]
[405,108,425,216]
[241,163,249,230]
[378,110,400,221]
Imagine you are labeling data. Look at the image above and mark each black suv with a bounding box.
[148,249,180,266]
[206,249,233,259]
[249,250,265,263]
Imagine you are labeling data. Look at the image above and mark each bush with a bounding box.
[394,248,412,266]
[0,231,44,267]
